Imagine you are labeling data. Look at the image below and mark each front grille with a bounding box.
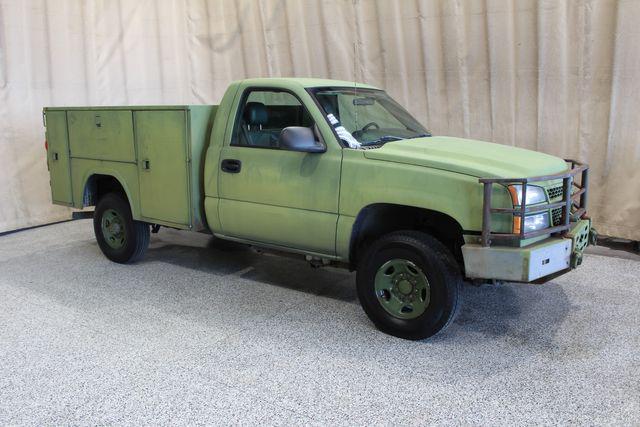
[548,186,565,225]
[547,186,563,200]
[552,207,563,226]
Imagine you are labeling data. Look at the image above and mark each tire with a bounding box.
[356,231,462,340]
[93,192,150,264]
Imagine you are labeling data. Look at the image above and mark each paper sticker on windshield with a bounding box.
[327,114,339,125]
[335,126,361,149]
[326,113,361,148]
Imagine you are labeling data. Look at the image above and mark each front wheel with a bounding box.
[356,231,461,340]
[93,192,150,264]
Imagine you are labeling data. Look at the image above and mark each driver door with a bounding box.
[217,87,342,256]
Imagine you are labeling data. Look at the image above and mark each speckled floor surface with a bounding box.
[1,220,639,425]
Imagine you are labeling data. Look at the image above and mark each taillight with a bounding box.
[44,140,48,151]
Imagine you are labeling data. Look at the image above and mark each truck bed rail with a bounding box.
[479,160,589,247]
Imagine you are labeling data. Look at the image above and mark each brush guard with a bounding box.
[479,160,589,247]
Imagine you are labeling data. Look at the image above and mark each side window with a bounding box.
[232,89,315,149]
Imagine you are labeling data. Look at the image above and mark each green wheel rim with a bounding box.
[374,259,430,319]
[101,209,126,249]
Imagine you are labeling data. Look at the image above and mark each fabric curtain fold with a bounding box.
[0,0,638,239]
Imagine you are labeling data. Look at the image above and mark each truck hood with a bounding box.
[363,136,568,179]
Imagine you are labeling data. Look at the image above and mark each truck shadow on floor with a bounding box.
[144,235,357,303]
[143,233,572,347]
[450,283,572,352]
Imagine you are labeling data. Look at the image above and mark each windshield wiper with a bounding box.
[361,135,404,146]
[407,133,432,139]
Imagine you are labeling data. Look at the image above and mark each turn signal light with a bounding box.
[509,186,521,233]
[513,215,522,234]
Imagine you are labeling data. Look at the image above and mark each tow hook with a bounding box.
[589,227,598,246]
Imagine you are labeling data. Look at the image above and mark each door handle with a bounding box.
[52,152,59,161]
[142,159,150,170]
[221,159,241,173]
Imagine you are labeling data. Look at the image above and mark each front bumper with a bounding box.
[462,219,595,282]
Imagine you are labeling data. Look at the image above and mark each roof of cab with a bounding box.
[236,77,380,90]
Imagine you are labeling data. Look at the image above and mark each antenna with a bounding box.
[353,24,358,128]
[354,33,358,88]
[353,0,358,90]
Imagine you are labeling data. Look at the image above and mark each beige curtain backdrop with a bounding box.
[0,0,638,239]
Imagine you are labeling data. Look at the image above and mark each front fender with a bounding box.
[339,150,512,231]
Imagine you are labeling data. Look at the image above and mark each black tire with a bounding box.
[356,231,462,340]
[93,192,150,264]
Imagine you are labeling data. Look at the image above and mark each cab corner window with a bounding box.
[232,89,315,149]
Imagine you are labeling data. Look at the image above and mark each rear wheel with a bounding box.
[93,192,150,263]
[356,231,461,340]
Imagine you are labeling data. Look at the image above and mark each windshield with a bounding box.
[310,87,430,148]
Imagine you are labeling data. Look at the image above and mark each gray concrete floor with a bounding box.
[1,219,639,425]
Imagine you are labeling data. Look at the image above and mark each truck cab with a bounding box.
[44,77,595,340]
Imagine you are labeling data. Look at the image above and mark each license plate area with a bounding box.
[528,239,571,281]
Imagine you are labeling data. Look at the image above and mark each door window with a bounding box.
[232,89,315,149]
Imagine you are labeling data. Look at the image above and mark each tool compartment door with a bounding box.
[134,110,191,227]
[67,110,135,162]
[45,110,73,204]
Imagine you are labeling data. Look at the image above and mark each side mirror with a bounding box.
[279,126,326,153]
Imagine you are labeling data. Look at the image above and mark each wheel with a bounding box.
[93,192,150,264]
[356,231,462,340]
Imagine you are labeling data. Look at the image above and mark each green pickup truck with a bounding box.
[44,78,595,339]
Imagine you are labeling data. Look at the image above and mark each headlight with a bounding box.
[509,185,550,234]
[508,184,547,205]
[522,212,550,232]
[513,212,551,234]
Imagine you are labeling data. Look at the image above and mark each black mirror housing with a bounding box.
[279,127,326,153]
